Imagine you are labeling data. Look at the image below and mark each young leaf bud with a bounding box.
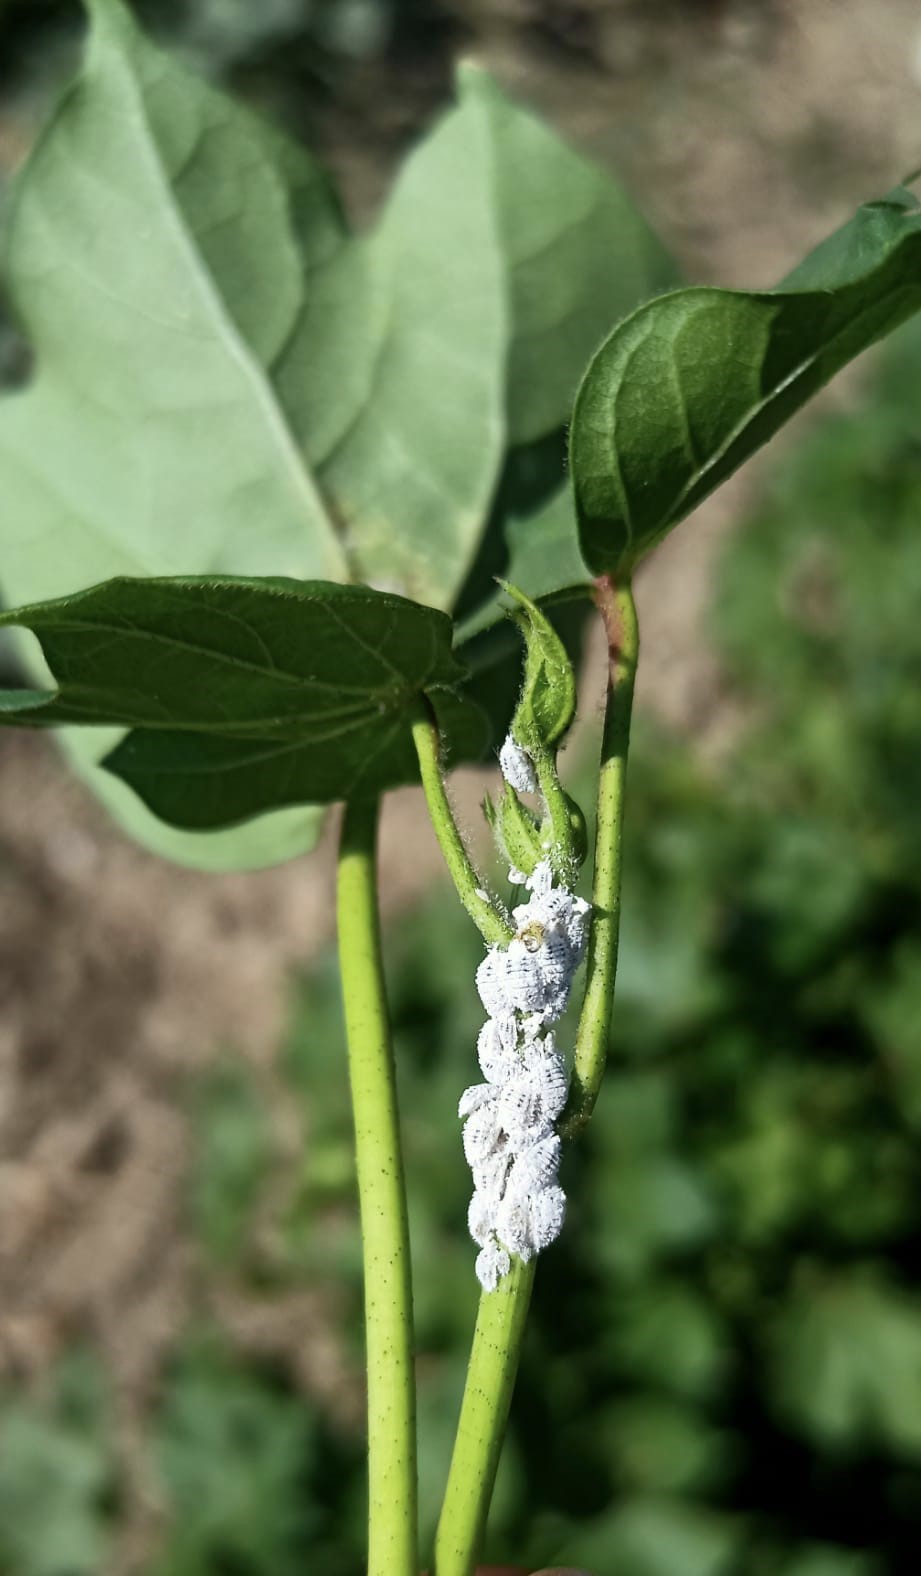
[491,782,545,879]
[500,581,576,752]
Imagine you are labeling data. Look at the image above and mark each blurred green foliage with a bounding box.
[190,1061,273,1265]
[0,1354,114,1576]
[148,1337,366,1576]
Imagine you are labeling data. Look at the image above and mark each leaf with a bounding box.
[483,783,544,878]
[570,186,921,576]
[0,0,349,865]
[503,581,577,749]
[304,63,675,610]
[2,0,348,600]
[64,753,332,873]
[296,99,507,614]
[504,482,592,606]
[455,63,678,447]
[780,185,921,289]
[0,0,672,861]
[0,576,485,828]
[105,687,485,831]
[453,479,591,647]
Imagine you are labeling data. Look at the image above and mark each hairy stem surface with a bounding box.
[565,575,640,1135]
[412,706,513,945]
[337,797,417,1576]
[433,578,640,1575]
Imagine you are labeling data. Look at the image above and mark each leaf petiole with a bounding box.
[411,704,514,946]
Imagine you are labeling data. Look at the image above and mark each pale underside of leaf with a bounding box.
[0,0,353,865]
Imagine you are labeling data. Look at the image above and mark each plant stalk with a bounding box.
[412,706,514,945]
[432,1259,535,1576]
[432,577,640,1575]
[337,796,417,1576]
[564,574,640,1135]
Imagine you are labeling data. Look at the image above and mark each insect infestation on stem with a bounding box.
[2,3,921,1568]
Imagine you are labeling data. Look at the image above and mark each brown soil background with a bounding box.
[2,1,921,1567]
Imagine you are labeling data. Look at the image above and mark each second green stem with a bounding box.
[431,576,640,1576]
[337,797,418,1576]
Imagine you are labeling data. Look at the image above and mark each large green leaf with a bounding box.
[293,88,507,613]
[570,186,921,576]
[0,576,483,827]
[454,64,676,448]
[1,0,348,601]
[0,0,672,862]
[453,479,592,647]
[292,62,675,609]
[0,0,349,866]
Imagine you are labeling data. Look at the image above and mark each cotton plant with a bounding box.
[3,2,921,1572]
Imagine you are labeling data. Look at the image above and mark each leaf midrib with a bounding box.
[97,30,346,577]
[112,712,404,777]
[17,616,414,697]
[42,690,379,735]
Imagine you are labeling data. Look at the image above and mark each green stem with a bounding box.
[337,797,417,1576]
[532,745,578,884]
[412,706,513,945]
[432,1259,535,1576]
[564,575,639,1136]
[432,576,640,1576]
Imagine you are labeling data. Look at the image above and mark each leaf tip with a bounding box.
[454,56,497,100]
[82,0,129,30]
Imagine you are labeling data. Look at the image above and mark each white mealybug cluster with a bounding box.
[461,859,590,1291]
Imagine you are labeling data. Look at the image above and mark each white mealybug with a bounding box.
[475,948,511,1018]
[495,1078,545,1148]
[467,1190,496,1248]
[462,1102,504,1167]
[471,1147,512,1200]
[505,1133,562,1198]
[476,1016,519,1085]
[494,1192,533,1260]
[528,1185,566,1251]
[502,940,551,1014]
[461,856,589,1290]
[499,734,538,794]
[458,1082,497,1120]
[475,1239,511,1292]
